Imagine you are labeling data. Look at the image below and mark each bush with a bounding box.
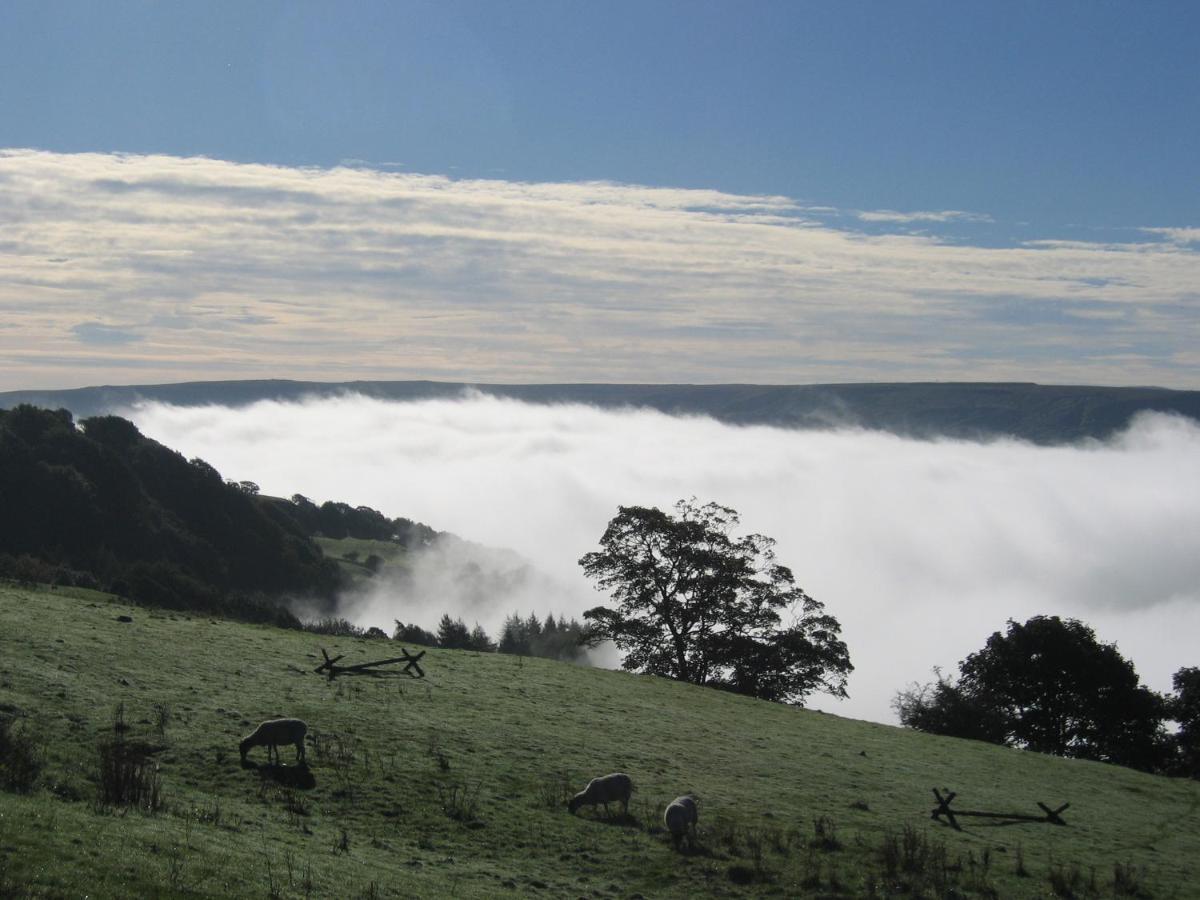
[393,620,438,645]
[0,715,45,793]
[96,737,164,812]
[302,617,365,638]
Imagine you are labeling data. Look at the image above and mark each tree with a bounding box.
[436,614,472,650]
[579,499,851,705]
[393,620,438,646]
[897,616,1167,771]
[468,623,497,653]
[498,613,531,656]
[893,668,1008,745]
[1168,667,1200,778]
[496,611,587,662]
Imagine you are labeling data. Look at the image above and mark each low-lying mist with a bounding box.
[129,394,1200,724]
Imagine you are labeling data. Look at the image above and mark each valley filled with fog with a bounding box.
[129,394,1200,725]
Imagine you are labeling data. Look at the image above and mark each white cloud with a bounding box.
[1,149,1199,389]
[128,395,1200,725]
[1141,226,1200,246]
[855,208,994,224]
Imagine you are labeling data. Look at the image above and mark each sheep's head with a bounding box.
[567,794,582,815]
[238,737,251,760]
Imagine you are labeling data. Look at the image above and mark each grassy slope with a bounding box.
[312,537,410,587]
[1,585,1197,899]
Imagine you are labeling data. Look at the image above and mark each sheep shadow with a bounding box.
[669,838,709,857]
[243,760,317,790]
[579,810,641,829]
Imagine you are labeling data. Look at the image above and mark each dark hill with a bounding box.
[0,405,340,622]
[3,379,1199,444]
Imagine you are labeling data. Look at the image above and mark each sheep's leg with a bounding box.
[295,740,304,763]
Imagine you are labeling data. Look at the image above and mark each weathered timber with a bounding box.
[931,788,1068,830]
[314,646,425,680]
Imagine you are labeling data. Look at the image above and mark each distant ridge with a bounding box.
[3,379,1199,444]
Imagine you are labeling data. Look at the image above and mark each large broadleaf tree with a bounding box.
[579,499,851,705]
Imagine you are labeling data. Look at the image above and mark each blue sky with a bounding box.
[1,1,1198,389]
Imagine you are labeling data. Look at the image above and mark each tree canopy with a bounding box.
[1168,667,1200,777]
[579,499,851,705]
[0,405,338,622]
[896,616,1167,771]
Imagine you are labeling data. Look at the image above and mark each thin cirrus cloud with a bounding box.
[854,209,994,225]
[127,393,1200,725]
[1141,227,1200,246]
[1,147,1199,391]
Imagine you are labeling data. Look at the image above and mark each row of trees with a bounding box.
[279,494,438,548]
[894,616,1198,777]
[390,611,589,662]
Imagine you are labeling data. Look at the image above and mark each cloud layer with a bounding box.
[2,149,1199,391]
[128,394,1200,724]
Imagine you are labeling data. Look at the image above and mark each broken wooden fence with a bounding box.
[314,646,425,680]
[930,788,1068,830]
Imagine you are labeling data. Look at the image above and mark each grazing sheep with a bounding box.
[567,772,633,817]
[664,795,698,849]
[239,718,307,765]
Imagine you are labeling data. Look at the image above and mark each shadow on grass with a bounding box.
[578,810,641,828]
[671,840,713,857]
[242,759,317,790]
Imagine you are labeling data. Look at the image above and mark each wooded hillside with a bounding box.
[0,405,339,622]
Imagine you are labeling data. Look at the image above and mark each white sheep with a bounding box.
[567,772,633,817]
[239,718,308,765]
[664,795,698,850]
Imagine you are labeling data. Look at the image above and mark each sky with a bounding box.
[1,0,1199,390]
[3,3,1198,727]
[129,394,1200,724]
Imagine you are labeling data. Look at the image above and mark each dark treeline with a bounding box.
[0,405,460,627]
[895,615,1198,779]
[404,611,588,662]
[266,493,437,548]
[310,611,588,663]
[0,405,343,623]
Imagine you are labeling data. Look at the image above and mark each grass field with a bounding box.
[1,583,1198,898]
[312,537,411,586]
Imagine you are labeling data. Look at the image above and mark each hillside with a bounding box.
[0,405,339,621]
[4,380,1200,445]
[2,584,1198,898]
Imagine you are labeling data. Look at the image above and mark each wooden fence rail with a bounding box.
[314,646,426,680]
[930,788,1068,830]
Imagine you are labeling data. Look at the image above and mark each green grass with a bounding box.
[1,583,1197,898]
[313,536,410,585]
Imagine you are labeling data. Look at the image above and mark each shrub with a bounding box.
[95,737,164,812]
[809,814,842,852]
[302,617,364,638]
[0,715,45,793]
[535,771,574,809]
[1113,861,1149,898]
[436,780,482,823]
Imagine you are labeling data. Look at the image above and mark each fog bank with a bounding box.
[130,394,1200,724]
